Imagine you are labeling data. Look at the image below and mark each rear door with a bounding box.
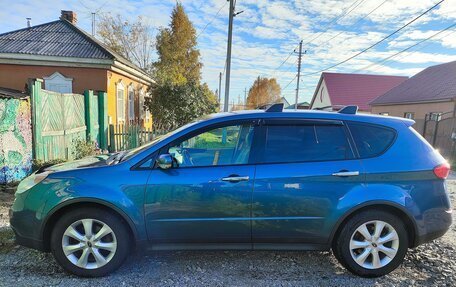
[252,119,365,245]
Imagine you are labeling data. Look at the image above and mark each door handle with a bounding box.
[332,171,360,177]
[221,176,250,182]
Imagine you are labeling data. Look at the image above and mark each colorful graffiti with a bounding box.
[0,97,32,184]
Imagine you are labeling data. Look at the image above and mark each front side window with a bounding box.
[168,124,254,167]
[262,124,352,164]
[348,122,396,158]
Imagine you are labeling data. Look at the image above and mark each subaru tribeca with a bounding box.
[10,104,452,277]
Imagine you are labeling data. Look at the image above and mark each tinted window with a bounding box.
[348,122,396,158]
[262,124,352,163]
[168,124,254,167]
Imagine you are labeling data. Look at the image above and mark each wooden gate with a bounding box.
[32,88,87,161]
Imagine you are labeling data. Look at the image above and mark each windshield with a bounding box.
[120,118,206,161]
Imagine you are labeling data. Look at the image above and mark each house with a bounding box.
[285,101,310,110]
[0,11,154,128]
[370,61,456,133]
[310,72,408,112]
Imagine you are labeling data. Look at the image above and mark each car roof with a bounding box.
[204,109,414,127]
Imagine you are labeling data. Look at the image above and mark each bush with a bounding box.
[72,138,97,160]
[32,159,66,172]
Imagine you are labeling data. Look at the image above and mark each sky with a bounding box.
[0,0,456,107]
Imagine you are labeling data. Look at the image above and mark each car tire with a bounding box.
[50,207,131,277]
[333,209,409,278]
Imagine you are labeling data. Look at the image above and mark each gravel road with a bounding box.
[0,182,455,287]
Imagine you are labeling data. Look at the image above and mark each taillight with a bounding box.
[433,163,451,179]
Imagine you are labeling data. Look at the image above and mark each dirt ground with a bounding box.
[0,181,454,287]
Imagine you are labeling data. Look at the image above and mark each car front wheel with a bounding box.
[50,207,130,277]
[333,210,409,277]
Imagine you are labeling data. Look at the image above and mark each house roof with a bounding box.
[0,19,149,79]
[370,61,456,106]
[0,87,28,99]
[311,72,408,110]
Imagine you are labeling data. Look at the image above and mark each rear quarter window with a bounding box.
[347,122,396,158]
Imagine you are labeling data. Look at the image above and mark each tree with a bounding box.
[246,77,281,108]
[153,3,201,85]
[97,14,155,73]
[146,83,217,130]
[146,3,217,130]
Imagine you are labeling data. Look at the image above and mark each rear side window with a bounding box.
[262,124,352,163]
[348,122,396,158]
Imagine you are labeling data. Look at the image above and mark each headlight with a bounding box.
[16,171,50,194]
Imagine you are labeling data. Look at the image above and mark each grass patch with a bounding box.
[0,227,15,253]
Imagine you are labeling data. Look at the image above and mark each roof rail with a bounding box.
[265,103,284,112]
[338,105,358,114]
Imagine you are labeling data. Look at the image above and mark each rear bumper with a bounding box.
[11,227,46,251]
[415,208,452,246]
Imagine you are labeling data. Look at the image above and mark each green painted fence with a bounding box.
[108,124,167,152]
[30,79,108,161]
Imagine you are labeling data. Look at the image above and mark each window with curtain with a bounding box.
[116,83,125,123]
[128,85,135,121]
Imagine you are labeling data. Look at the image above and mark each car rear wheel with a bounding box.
[333,210,409,277]
[50,207,130,277]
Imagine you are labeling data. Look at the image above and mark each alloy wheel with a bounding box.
[62,218,117,270]
[349,220,399,269]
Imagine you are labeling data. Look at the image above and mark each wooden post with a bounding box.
[29,78,43,160]
[84,90,94,141]
[98,91,108,151]
[108,124,115,152]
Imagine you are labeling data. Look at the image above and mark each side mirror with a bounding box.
[156,154,174,170]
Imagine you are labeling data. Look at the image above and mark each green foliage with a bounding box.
[32,159,66,172]
[146,82,217,130]
[154,3,201,85]
[72,138,96,160]
[148,3,217,130]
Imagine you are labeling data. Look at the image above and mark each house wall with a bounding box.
[310,79,331,109]
[107,71,152,129]
[371,101,454,134]
[0,97,32,183]
[0,63,107,93]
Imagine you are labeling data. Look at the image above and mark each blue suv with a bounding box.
[10,105,452,277]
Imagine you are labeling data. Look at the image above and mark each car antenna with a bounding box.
[265,103,284,112]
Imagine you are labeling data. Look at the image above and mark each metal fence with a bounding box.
[108,124,168,152]
[423,111,456,162]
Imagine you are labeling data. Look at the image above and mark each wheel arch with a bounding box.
[41,198,139,252]
[329,201,419,248]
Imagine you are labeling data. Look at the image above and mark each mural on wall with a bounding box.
[0,97,32,184]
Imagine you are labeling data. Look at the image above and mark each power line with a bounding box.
[354,22,456,73]
[300,0,445,77]
[196,1,228,39]
[282,75,297,91]
[302,0,366,47]
[317,0,390,48]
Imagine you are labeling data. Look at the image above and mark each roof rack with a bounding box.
[338,105,358,114]
[265,103,284,112]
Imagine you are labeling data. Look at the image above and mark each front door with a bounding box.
[252,119,364,245]
[145,122,257,244]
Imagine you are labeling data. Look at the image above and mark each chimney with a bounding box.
[60,10,77,25]
[26,17,31,28]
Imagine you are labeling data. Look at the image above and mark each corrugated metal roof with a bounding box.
[370,61,456,105]
[0,87,28,99]
[319,72,408,111]
[0,20,112,59]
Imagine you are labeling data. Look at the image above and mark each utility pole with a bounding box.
[91,12,96,36]
[244,87,247,108]
[295,40,303,110]
[218,72,222,111]
[224,0,235,112]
